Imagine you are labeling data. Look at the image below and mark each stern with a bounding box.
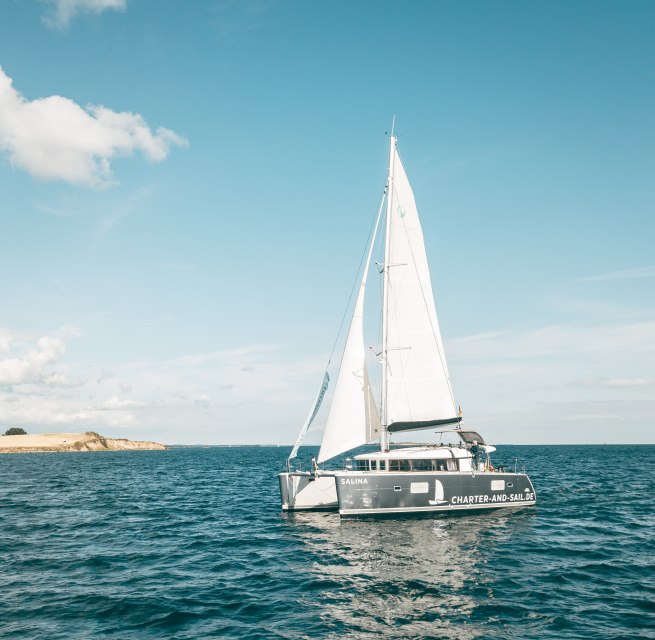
[278,472,338,511]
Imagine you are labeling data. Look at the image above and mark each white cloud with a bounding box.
[448,322,655,363]
[574,377,655,389]
[101,395,143,409]
[0,399,138,427]
[42,0,126,29]
[0,331,320,443]
[0,329,12,353]
[445,320,655,443]
[0,66,187,187]
[1,316,653,444]
[43,371,76,387]
[576,265,655,282]
[0,328,141,427]
[194,394,211,407]
[0,335,66,385]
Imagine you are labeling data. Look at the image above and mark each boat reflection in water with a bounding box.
[283,509,534,638]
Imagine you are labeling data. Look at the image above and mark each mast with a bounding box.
[380,125,396,452]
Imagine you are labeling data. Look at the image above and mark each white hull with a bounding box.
[278,472,338,511]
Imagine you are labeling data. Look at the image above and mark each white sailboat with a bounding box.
[279,131,535,515]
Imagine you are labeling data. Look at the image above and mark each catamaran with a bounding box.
[279,130,536,516]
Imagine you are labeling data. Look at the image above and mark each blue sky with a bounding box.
[0,0,653,445]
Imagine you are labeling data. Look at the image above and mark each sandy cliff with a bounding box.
[0,432,167,453]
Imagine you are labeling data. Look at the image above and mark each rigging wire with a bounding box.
[324,186,388,370]
[289,183,387,461]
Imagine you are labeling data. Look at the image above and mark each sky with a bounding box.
[0,0,653,445]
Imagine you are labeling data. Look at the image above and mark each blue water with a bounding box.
[1,445,654,639]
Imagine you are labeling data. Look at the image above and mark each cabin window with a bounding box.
[389,460,412,471]
[379,460,387,471]
[446,459,457,472]
[412,459,434,471]
[355,460,369,471]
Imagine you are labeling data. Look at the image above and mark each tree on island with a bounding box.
[3,427,27,436]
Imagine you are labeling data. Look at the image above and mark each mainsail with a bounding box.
[383,139,459,432]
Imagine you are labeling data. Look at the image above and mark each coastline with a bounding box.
[0,432,167,453]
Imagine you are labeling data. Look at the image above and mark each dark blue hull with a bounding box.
[334,471,536,515]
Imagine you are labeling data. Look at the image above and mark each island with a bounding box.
[0,431,167,453]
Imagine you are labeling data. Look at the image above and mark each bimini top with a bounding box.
[353,446,470,460]
[434,429,486,446]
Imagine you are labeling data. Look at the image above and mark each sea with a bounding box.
[1,444,654,640]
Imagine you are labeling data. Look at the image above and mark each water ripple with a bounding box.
[0,445,654,639]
